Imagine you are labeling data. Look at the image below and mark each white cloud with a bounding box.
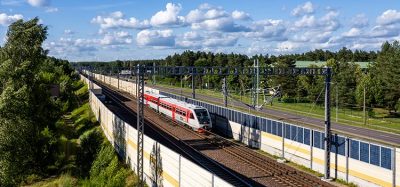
[247,42,273,54]
[191,17,250,32]
[45,31,135,58]
[91,11,150,30]
[369,25,400,38]
[232,10,251,20]
[45,7,58,12]
[64,29,74,35]
[377,9,400,26]
[349,42,381,50]
[292,1,314,16]
[320,10,340,31]
[276,41,301,52]
[245,19,287,40]
[136,29,175,46]
[27,0,49,7]
[100,31,133,45]
[45,37,98,58]
[0,12,23,26]
[186,5,250,32]
[294,15,316,28]
[351,14,368,28]
[150,3,185,27]
[292,31,331,43]
[186,7,228,23]
[198,3,212,10]
[294,10,340,32]
[1,0,24,6]
[342,28,361,38]
[176,31,238,48]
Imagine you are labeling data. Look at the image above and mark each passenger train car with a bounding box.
[144,91,212,131]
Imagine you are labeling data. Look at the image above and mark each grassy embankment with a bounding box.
[24,81,140,187]
[155,82,400,134]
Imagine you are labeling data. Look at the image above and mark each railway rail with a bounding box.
[153,101,334,187]
[92,77,334,187]
[95,79,252,186]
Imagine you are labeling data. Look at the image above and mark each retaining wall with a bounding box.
[80,74,232,187]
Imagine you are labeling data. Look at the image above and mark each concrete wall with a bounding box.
[83,71,399,187]
[80,73,232,187]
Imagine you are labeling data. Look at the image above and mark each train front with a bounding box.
[194,108,212,130]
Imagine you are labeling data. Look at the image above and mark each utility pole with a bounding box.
[153,62,156,85]
[324,67,332,180]
[223,77,228,107]
[192,72,195,99]
[136,65,145,187]
[256,59,260,109]
[363,83,367,125]
[336,83,338,122]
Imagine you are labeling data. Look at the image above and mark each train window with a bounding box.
[190,113,194,119]
[194,109,210,124]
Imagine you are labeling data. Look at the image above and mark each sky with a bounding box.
[1,0,400,61]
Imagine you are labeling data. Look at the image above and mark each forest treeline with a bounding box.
[76,41,400,113]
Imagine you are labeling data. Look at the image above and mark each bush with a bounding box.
[281,94,296,103]
[76,129,103,176]
[81,143,129,187]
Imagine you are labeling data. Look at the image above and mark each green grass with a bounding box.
[155,83,400,135]
[24,174,78,187]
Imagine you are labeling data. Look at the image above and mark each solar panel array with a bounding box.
[160,92,393,170]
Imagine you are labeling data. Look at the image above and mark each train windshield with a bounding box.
[194,109,210,124]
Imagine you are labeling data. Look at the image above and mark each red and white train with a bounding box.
[144,91,212,131]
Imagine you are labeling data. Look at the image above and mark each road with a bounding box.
[150,84,400,146]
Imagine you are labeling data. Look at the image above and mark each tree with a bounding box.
[297,64,325,103]
[0,18,58,186]
[371,41,400,112]
[271,56,297,98]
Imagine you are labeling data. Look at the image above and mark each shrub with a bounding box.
[76,129,103,176]
[81,143,129,187]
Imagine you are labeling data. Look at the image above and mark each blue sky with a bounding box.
[1,0,400,61]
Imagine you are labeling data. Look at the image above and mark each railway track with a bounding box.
[96,80,252,187]
[91,76,334,187]
[153,105,333,187]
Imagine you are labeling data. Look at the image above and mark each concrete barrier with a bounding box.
[80,73,233,187]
